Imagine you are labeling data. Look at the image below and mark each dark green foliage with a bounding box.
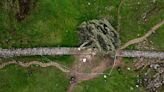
[0,0,163,92]
[78,19,121,55]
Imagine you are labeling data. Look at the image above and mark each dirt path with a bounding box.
[120,20,164,50]
[0,20,163,92]
[117,0,125,32]
[66,54,123,92]
[0,61,70,73]
[66,52,121,92]
[0,52,115,92]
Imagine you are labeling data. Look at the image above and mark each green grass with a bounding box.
[0,0,164,92]
[119,0,164,50]
[73,58,145,92]
[0,0,163,49]
[73,68,142,92]
[0,0,120,48]
[150,26,164,51]
[0,65,69,92]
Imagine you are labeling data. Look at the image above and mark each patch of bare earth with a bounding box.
[67,54,113,92]
[16,0,36,21]
[67,49,123,92]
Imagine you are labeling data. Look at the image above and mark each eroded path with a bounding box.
[0,19,163,92]
[120,20,164,50]
[0,61,70,73]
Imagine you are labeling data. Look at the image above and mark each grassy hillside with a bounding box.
[73,68,139,92]
[72,58,146,92]
[119,0,164,50]
[0,0,119,48]
[0,0,164,92]
[0,66,69,92]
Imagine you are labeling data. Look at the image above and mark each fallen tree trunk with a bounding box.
[0,48,164,59]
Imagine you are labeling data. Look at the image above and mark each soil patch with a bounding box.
[67,51,123,92]
[16,0,36,21]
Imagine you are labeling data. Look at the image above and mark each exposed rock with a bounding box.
[136,60,164,92]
